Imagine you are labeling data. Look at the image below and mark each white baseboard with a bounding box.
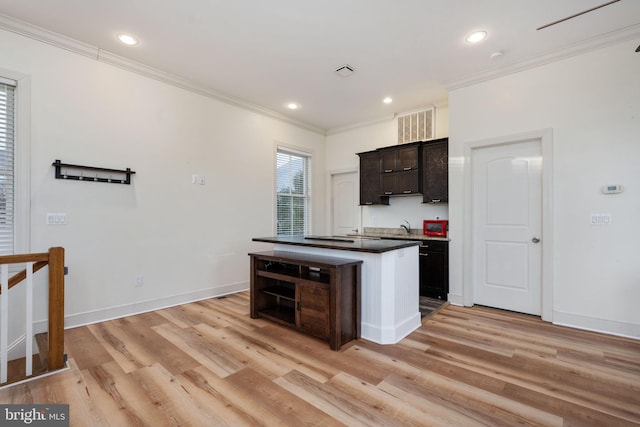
[553,310,640,340]
[34,282,249,331]
[361,312,422,345]
[447,293,464,306]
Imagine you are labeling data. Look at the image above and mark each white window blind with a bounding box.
[0,81,15,255]
[276,149,311,236]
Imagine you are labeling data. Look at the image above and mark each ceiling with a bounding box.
[0,0,639,133]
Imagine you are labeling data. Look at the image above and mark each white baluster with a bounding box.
[1,264,8,383]
[25,262,33,376]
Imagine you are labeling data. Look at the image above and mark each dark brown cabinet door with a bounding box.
[381,145,419,172]
[296,282,330,339]
[422,139,448,204]
[381,170,420,195]
[398,146,419,171]
[379,144,421,195]
[381,150,397,173]
[358,151,388,205]
[419,241,449,299]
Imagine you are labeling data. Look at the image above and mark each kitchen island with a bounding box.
[252,236,421,345]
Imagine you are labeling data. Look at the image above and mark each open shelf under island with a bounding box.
[251,236,422,347]
[249,250,362,351]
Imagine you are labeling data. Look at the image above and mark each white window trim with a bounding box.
[273,143,313,236]
[1,68,31,254]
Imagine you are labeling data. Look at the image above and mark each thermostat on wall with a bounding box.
[602,185,623,194]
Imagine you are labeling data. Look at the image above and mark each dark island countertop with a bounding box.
[252,236,420,254]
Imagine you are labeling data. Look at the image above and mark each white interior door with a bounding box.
[331,172,360,236]
[472,139,542,315]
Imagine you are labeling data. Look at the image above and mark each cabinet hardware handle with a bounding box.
[532,237,540,243]
[384,169,393,173]
[403,190,412,194]
[365,202,373,205]
[403,167,412,171]
[431,199,441,203]
[296,301,301,311]
[384,191,393,195]
[419,253,429,257]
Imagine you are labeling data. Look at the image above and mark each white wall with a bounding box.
[0,28,326,329]
[449,39,640,337]
[325,105,449,231]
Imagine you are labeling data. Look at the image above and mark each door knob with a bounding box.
[531,237,540,243]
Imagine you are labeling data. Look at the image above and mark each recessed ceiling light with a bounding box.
[465,30,487,44]
[287,103,300,110]
[117,33,139,46]
[383,97,393,104]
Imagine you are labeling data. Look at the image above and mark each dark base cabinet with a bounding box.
[249,251,362,351]
[419,241,449,300]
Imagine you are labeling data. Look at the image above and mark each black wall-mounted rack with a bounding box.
[52,160,136,184]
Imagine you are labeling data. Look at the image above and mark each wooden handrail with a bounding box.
[0,261,49,294]
[0,252,50,264]
[0,252,50,295]
[0,247,65,374]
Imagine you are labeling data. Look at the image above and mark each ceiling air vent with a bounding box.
[397,107,434,144]
[334,64,354,77]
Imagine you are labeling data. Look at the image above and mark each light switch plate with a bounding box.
[47,213,67,225]
[591,213,611,225]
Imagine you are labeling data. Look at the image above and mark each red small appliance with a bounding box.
[423,219,448,237]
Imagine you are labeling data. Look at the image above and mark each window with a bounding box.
[0,78,15,255]
[276,148,311,236]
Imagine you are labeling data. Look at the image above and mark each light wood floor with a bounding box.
[1,291,639,426]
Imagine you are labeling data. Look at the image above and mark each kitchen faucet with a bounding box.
[400,220,411,234]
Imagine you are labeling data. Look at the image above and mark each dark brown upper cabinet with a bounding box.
[380,170,420,196]
[422,138,448,204]
[357,150,389,205]
[380,144,420,173]
[358,138,448,204]
[378,143,421,195]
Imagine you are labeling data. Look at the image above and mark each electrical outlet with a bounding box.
[135,275,143,287]
[191,174,205,185]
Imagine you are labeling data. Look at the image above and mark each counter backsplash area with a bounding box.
[355,227,449,242]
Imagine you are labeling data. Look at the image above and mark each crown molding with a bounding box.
[0,13,98,59]
[394,105,436,117]
[96,49,326,135]
[327,100,448,136]
[0,13,326,136]
[446,23,640,91]
[326,114,399,136]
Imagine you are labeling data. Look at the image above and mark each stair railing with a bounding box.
[0,247,65,385]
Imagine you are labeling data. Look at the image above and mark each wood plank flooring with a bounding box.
[1,291,639,426]
[419,296,447,318]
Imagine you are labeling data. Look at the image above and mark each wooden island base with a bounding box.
[249,251,362,351]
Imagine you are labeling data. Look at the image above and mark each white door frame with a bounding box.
[462,129,554,321]
[326,168,361,235]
